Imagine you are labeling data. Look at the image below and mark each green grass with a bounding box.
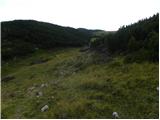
[1,47,159,118]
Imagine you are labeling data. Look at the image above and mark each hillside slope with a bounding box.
[2,48,158,119]
[1,20,101,60]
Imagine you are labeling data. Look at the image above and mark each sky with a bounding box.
[0,0,159,31]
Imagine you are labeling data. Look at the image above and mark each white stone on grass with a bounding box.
[112,112,119,118]
[36,91,43,97]
[41,83,48,88]
[28,86,35,91]
[51,96,55,99]
[157,87,159,91]
[41,105,49,112]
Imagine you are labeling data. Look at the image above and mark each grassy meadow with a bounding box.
[1,47,159,118]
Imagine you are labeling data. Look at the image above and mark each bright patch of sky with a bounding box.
[0,0,159,30]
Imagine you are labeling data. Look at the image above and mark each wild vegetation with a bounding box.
[1,48,159,118]
[1,13,159,119]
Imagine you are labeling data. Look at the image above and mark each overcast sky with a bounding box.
[0,0,159,30]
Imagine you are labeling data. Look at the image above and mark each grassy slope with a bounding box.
[1,48,159,119]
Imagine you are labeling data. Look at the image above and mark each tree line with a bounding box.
[90,13,159,62]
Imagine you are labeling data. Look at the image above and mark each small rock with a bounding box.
[41,83,48,88]
[28,86,35,91]
[41,84,45,87]
[41,105,49,112]
[157,87,159,91]
[112,112,119,118]
[36,91,43,97]
[51,96,54,99]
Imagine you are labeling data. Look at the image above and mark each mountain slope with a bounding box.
[1,14,159,119]
[1,20,100,60]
